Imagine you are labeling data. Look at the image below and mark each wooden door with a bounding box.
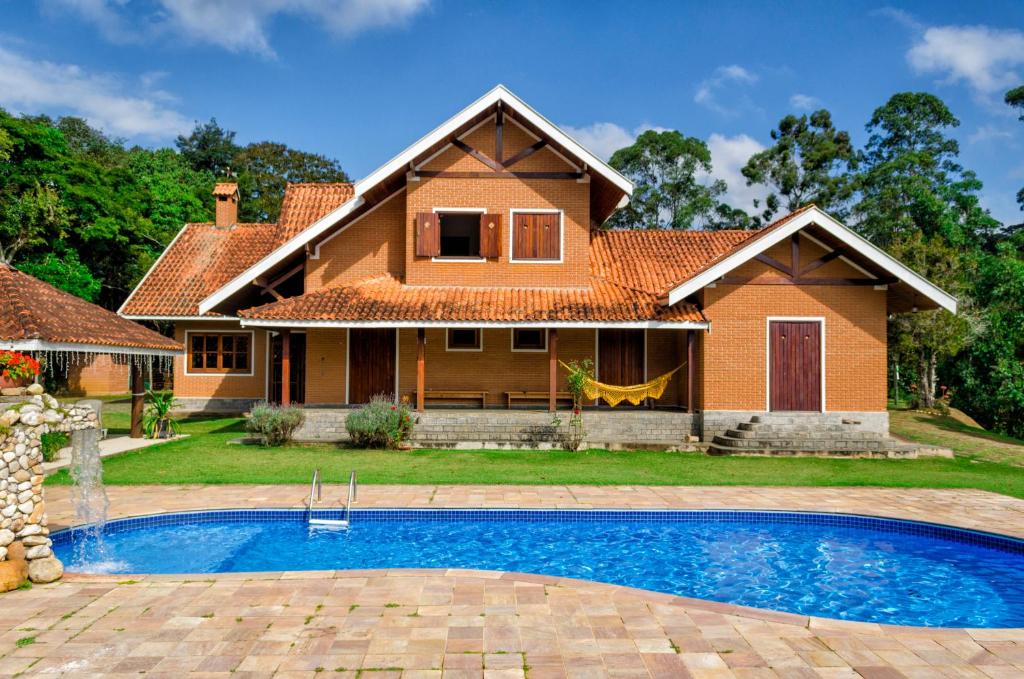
[769,321,822,412]
[270,333,306,404]
[348,329,396,403]
[598,329,645,387]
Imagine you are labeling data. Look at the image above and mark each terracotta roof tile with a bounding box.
[239,275,706,324]
[212,182,238,197]
[0,264,180,352]
[590,229,752,295]
[120,222,281,317]
[277,183,354,239]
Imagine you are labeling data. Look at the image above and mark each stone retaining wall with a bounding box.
[0,387,98,590]
[698,410,890,442]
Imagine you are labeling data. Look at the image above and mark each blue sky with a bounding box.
[2,0,1023,224]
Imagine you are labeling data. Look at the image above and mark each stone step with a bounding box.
[723,428,887,441]
[711,434,892,451]
[736,422,851,434]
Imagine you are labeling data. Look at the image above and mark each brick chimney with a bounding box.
[213,182,239,228]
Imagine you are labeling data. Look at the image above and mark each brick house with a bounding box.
[119,85,954,443]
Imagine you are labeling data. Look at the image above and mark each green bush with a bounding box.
[345,395,414,449]
[246,402,305,446]
[40,431,68,462]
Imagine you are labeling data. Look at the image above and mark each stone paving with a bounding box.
[1,485,1021,678]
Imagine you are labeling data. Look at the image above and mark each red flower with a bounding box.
[573,408,581,415]
[390,405,397,411]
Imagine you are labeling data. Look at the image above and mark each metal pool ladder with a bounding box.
[307,469,357,528]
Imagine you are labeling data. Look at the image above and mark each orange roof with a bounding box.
[0,264,180,352]
[212,182,239,197]
[277,183,354,239]
[591,229,752,295]
[120,222,281,317]
[239,275,706,324]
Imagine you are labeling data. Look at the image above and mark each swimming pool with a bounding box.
[53,509,1024,628]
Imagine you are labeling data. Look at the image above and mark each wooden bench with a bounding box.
[505,391,573,408]
[413,390,488,408]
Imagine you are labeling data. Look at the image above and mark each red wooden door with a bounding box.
[349,329,396,403]
[769,321,822,412]
[598,329,645,387]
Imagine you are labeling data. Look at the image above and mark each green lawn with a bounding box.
[45,411,1024,499]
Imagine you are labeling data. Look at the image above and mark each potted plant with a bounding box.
[0,351,40,390]
[142,390,180,439]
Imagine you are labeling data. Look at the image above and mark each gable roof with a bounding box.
[120,183,354,318]
[662,205,957,313]
[197,84,635,316]
[0,263,180,354]
[238,275,706,328]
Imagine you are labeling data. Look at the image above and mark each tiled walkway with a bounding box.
[1,485,1021,678]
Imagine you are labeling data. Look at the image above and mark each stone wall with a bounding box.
[0,386,98,590]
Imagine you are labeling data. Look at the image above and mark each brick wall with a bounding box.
[172,322,267,400]
[405,120,590,287]
[699,235,888,413]
[65,354,129,396]
[304,328,346,404]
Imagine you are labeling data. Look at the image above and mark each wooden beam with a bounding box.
[719,276,898,286]
[686,330,695,415]
[495,107,503,164]
[754,253,793,277]
[413,170,581,180]
[254,279,284,301]
[502,140,547,168]
[451,138,503,172]
[130,362,144,439]
[791,233,800,277]
[548,328,558,412]
[800,249,845,276]
[281,329,291,406]
[416,328,426,413]
[266,261,304,290]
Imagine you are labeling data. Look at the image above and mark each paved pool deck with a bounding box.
[1,485,1021,678]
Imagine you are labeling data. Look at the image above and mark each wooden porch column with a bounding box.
[280,329,291,406]
[686,330,695,414]
[130,361,144,439]
[548,328,558,412]
[416,327,426,412]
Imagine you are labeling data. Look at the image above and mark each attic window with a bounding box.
[438,212,481,258]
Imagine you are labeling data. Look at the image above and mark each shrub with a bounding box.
[40,431,68,462]
[246,402,305,446]
[345,395,414,449]
[142,390,180,439]
[0,351,41,383]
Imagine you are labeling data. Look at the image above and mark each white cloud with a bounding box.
[968,124,1015,144]
[560,122,667,161]
[789,93,821,111]
[694,65,758,115]
[49,0,431,57]
[0,43,190,138]
[907,24,1024,100]
[703,133,768,212]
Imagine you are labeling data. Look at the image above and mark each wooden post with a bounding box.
[130,361,144,438]
[548,328,558,412]
[687,330,695,413]
[281,329,291,406]
[416,328,426,412]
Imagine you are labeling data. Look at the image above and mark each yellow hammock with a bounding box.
[559,361,685,407]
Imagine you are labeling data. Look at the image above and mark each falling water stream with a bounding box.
[68,428,118,571]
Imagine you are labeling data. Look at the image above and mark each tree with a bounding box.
[853,92,997,248]
[1008,85,1024,212]
[18,247,100,301]
[607,130,735,230]
[742,110,856,225]
[176,118,238,176]
[233,142,349,222]
[0,183,68,264]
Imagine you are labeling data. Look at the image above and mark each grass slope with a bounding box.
[46,411,1024,498]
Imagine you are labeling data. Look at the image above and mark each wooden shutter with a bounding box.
[415,212,439,257]
[513,213,559,260]
[539,213,560,259]
[479,213,501,258]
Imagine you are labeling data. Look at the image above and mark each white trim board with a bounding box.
[664,206,957,313]
[198,85,634,316]
[0,340,180,358]
[122,315,240,322]
[765,316,826,413]
[240,319,709,330]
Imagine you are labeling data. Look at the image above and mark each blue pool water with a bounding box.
[53,509,1024,628]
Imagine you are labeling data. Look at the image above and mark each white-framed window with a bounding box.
[509,209,563,263]
[511,328,548,352]
[184,330,255,377]
[432,207,486,261]
[445,328,483,351]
